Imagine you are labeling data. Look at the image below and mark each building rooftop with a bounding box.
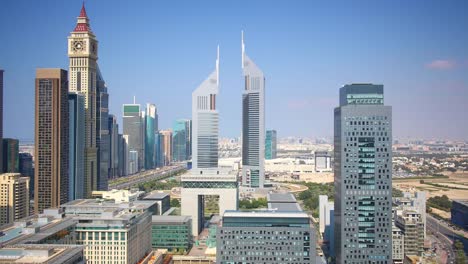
[144,191,170,200]
[453,199,468,207]
[0,244,84,264]
[223,210,309,219]
[268,202,302,212]
[152,215,191,224]
[267,193,297,203]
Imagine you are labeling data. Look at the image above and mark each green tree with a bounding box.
[171,198,180,207]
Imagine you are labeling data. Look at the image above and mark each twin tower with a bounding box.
[181,32,266,236]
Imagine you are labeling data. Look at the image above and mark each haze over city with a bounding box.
[1,0,467,141]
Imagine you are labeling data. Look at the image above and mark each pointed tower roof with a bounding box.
[73,2,92,32]
[79,2,88,18]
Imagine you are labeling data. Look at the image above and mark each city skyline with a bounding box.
[1,0,468,142]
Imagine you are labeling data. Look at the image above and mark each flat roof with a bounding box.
[267,193,296,203]
[144,192,169,200]
[268,202,302,212]
[453,200,468,207]
[152,215,191,224]
[0,244,84,264]
[223,210,309,219]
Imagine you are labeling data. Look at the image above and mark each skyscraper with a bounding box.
[2,138,19,173]
[123,101,143,174]
[0,173,29,225]
[145,103,157,169]
[265,130,277,160]
[159,130,173,166]
[334,84,392,262]
[68,92,85,200]
[241,32,265,188]
[68,3,98,197]
[96,65,109,191]
[19,152,34,199]
[117,133,126,176]
[181,47,238,236]
[35,68,69,213]
[108,114,119,178]
[0,69,3,173]
[173,119,190,162]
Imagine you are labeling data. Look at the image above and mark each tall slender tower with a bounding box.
[35,69,69,213]
[68,3,98,197]
[96,65,109,191]
[0,69,4,173]
[181,47,238,236]
[334,84,392,263]
[241,31,265,188]
[145,103,156,169]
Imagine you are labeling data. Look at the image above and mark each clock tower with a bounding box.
[68,3,98,197]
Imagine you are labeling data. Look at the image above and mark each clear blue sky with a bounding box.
[1,0,467,141]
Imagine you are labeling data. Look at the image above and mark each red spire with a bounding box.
[79,2,88,18]
[73,2,91,32]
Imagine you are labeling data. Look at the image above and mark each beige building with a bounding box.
[159,130,173,166]
[392,224,404,264]
[0,173,29,225]
[61,199,153,264]
[395,210,424,257]
[68,3,98,196]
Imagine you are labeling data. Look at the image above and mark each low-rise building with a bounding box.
[91,189,144,203]
[143,191,171,215]
[0,173,30,225]
[392,224,404,264]
[0,244,84,264]
[217,210,316,263]
[395,210,424,257]
[61,199,153,264]
[151,215,192,252]
[451,200,468,230]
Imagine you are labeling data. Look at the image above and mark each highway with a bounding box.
[426,214,468,261]
[108,165,186,190]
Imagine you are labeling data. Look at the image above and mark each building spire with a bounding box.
[73,2,91,32]
[241,30,246,69]
[216,45,220,87]
[79,2,88,18]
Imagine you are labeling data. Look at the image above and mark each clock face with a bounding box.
[72,40,85,52]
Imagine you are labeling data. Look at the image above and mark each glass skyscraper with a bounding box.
[68,92,85,200]
[123,103,143,174]
[265,130,277,160]
[334,84,392,263]
[173,119,190,162]
[241,32,265,188]
[145,103,157,169]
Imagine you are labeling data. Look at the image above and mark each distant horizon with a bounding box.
[1,0,467,141]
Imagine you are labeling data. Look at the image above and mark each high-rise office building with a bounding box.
[392,224,404,263]
[334,84,392,262]
[159,130,172,166]
[123,102,143,173]
[241,32,265,188]
[0,69,3,173]
[68,3,98,197]
[35,68,69,213]
[186,119,192,160]
[181,47,238,236]
[68,92,85,200]
[2,138,19,172]
[0,173,30,225]
[96,66,109,191]
[117,133,126,176]
[108,114,119,178]
[145,103,157,169]
[265,130,277,160]
[173,119,190,162]
[19,152,34,199]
